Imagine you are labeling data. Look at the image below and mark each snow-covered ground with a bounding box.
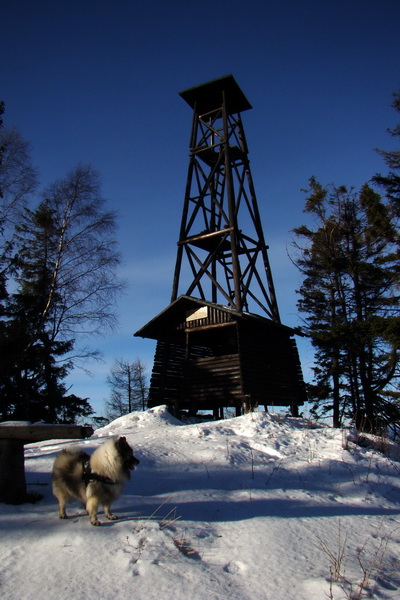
[1,406,400,600]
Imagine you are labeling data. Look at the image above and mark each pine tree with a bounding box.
[292,179,399,432]
[373,91,400,210]
[0,203,91,422]
[0,165,124,423]
[0,117,37,327]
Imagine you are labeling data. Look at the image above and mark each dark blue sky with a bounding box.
[2,0,400,415]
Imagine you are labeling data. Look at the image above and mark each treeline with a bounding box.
[292,93,400,433]
[0,104,125,423]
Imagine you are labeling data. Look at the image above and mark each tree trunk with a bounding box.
[332,353,341,428]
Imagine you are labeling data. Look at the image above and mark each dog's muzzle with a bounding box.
[127,456,140,470]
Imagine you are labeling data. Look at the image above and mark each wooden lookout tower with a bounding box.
[135,75,307,418]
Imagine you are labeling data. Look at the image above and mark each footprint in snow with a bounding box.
[224,561,248,575]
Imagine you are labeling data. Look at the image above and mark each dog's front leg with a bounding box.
[86,497,101,526]
[104,504,118,521]
[58,500,68,519]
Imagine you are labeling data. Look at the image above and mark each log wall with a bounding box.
[238,322,307,407]
[147,305,307,416]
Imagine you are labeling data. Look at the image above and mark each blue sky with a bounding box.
[2,0,400,416]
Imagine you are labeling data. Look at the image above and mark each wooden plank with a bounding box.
[182,353,244,406]
[0,425,93,443]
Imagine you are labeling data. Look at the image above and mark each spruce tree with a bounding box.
[0,203,91,422]
[293,179,399,432]
[373,91,400,209]
[0,165,124,423]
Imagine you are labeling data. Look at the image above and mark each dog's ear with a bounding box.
[116,436,128,449]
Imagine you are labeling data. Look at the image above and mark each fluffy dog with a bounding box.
[52,436,139,526]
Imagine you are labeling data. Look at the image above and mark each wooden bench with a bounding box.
[0,424,93,504]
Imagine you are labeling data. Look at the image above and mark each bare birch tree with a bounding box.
[105,358,148,421]
[0,164,125,421]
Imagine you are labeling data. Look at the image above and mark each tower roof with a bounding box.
[134,295,294,342]
[179,74,252,115]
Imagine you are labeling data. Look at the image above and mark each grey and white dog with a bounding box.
[52,436,139,526]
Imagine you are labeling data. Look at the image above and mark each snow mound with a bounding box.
[94,405,183,437]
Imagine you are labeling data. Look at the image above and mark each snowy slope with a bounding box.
[1,407,400,600]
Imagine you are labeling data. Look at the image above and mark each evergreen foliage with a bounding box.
[293,179,399,432]
[373,91,400,210]
[0,110,124,422]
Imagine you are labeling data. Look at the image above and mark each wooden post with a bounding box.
[0,439,27,504]
[0,425,93,504]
